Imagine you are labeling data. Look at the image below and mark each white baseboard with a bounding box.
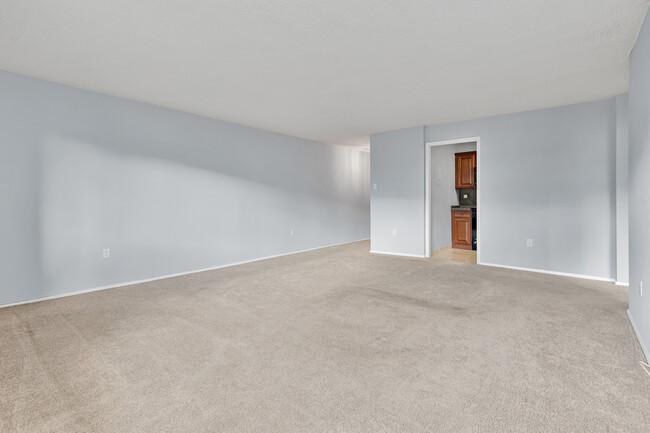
[627,309,650,364]
[479,262,616,283]
[370,250,425,258]
[0,238,370,309]
[616,281,630,287]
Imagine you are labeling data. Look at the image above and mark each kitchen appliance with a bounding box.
[472,208,477,251]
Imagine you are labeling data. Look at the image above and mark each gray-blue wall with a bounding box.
[0,70,370,306]
[628,10,650,360]
[616,94,630,285]
[370,126,425,256]
[371,99,619,280]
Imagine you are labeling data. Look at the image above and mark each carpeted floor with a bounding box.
[1,240,648,432]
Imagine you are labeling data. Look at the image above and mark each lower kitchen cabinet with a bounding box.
[451,209,473,250]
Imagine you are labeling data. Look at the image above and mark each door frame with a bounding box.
[425,136,481,263]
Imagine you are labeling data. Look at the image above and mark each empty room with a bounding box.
[2,1,650,432]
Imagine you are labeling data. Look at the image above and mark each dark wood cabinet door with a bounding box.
[455,151,476,189]
[451,209,473,250]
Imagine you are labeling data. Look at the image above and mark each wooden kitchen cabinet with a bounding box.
[451,209,473,250]
[455,151,476,189]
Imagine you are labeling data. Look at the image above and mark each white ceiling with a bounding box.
[1,1,648,146]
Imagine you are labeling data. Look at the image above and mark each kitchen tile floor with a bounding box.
[430,245,477,263]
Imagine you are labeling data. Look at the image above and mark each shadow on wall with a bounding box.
[33,134,370,301]
[0,70,370,305]
[54,94,369,203]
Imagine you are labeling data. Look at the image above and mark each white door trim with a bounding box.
[425,136,481,262]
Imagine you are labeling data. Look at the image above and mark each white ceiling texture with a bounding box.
[1,0,648,146]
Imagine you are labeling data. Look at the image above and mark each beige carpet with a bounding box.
[1,240,648,432]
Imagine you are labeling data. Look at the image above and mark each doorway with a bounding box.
[425,137,481,263]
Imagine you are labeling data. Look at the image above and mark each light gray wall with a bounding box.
[628,10,650,359]
[0,70,370,306]
[370,126,425,256]
[616,94,629,285]
[426,100,617,279]
[371,99,617,279]
[430,142,476,251]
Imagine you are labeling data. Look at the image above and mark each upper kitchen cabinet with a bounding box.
[455,151,476,189]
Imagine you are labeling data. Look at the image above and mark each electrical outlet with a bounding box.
[373,184,378,191]
[392,228,397,236]
[526,239,533,247]
[102,248,110,258]
[290,229,294,236]
[640,280,644,296]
